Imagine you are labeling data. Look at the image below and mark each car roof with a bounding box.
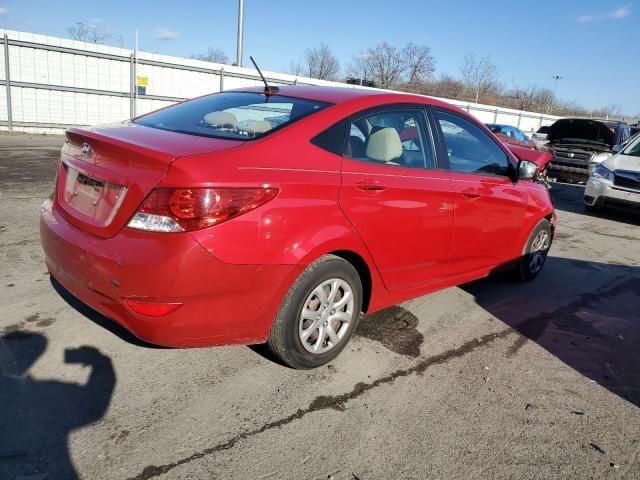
[231,84,458,109]
[233,85,383,104]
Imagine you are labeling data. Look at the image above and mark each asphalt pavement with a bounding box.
[0,132,638,480]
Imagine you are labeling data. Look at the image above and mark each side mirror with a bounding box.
[518,160,538,180]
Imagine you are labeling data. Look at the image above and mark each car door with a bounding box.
[339,106,454,292]
[430,108,527,277]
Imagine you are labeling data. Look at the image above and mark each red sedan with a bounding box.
[40,85,555,369]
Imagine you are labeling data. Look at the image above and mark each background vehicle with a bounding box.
[546,119,631,182]
[485,124,536,149]
[40,86,556,369]
[585,132,640,211]
[530,125,551,150]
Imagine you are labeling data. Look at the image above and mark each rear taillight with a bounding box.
[127,187,278,232]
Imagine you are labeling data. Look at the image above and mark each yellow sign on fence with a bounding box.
[136,76,149,87]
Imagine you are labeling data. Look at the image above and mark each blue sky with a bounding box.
[1,0,637,113]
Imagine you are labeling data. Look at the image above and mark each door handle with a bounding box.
[461,190,480,199]
[355,181,386,192]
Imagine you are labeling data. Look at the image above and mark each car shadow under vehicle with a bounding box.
[462,256,640,408]
[50,276,165,349]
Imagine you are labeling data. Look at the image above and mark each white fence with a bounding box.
[0,29,560,135]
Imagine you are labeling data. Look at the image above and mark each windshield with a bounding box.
[621,134,640,157]
[134,92,331,140]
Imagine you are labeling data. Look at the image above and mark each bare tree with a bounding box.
[303,44,340,80]
[191,48,229,64]
[403,43,436,85]
[67,22,108,43]
[288,60,303,76]
[461,53,501,104]
[597,103,622,119]
[360,42,406,89]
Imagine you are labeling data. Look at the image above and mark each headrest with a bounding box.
[203,111,238,129]
[366,127,402,162]
[240,120,272,135]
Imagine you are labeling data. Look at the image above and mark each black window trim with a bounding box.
[428,106,518,180]
[341,102,438,171]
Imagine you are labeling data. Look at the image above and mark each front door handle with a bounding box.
[355,181,386,192]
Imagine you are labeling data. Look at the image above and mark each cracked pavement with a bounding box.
[0,133,639,480]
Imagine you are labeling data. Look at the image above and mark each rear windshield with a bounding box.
[135,92,331,140]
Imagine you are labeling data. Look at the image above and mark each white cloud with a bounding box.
[608,6,631,19]
[578,5,631,22]
[0,6,8,16]
[154,27,178,41]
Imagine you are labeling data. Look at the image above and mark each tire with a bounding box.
[266,255,363,369]
[513,219,552,283]
[584,201,600,213]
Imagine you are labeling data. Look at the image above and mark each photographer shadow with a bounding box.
[0,332,116,479]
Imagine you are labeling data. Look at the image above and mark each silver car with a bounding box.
[584,133,640,211]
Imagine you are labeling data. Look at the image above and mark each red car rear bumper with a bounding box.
[40,200,301,347]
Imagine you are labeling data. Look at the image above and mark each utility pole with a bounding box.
[548,75,562,115]
[236,0,244,67]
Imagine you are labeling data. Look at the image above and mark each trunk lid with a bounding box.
[56,122,243,238]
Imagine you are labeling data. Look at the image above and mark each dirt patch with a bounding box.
[356,306,424,357]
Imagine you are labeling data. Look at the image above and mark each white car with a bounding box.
[584,133,640,211]
[530,126,551,150]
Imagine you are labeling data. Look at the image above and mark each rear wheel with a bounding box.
[267,255,363,369]
[514,219,552,282]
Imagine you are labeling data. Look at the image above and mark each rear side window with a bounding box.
[345,109,434,169]
[435,110,510,176]
[135,92,330,140]
[311,120,347,155]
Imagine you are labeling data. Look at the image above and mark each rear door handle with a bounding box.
[461,190,480,199]
[355,181,386,192]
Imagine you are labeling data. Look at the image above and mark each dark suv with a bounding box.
[546,119,632,182]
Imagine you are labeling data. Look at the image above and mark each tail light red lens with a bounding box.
[128,187,278,232]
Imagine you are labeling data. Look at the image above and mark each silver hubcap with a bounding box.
[298,278,355,354]
[529,230,550,274]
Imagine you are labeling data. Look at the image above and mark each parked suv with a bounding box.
[585,132,640,211]
[547,119,631,182]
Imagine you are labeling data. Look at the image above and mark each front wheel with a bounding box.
[266,255,363,369]
[514,219,552,282]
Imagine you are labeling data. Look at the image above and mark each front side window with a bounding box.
[435,110,510,176]
[135,92,330,140]
[346,109,433,169]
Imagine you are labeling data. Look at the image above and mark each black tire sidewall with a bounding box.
[519,219,552,282]
[275,257,363,369]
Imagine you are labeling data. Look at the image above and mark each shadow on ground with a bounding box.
[51,276,163,349]
[463,256,640,408]
[550,182,640,226]
[0,332,116,479]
